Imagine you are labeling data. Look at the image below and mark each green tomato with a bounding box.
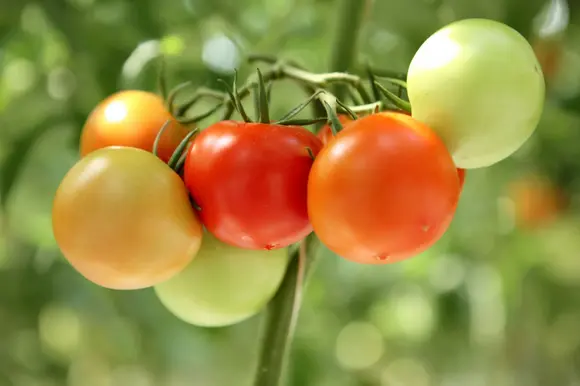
[154,231,288,327]
[407,18,545,169]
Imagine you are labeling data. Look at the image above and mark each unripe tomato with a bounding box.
[183,121,323,250]
[407,19,545,169]
[154,231,288,327]
[80,90,190,162]
[52,147,203,290]
[308,112,460,264]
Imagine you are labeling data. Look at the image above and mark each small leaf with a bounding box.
[277,90,325,123]
[275,117,329,126]
[335,99,358,120]
[380,77,408,89]
[178,103,224,125]
[152,119,173,157]
[158,56,168,100]
[218,77,252,123]
[257,68,270,123]
[167,128,198,170]
[374,81,412,113]
[166,81,193,115]
[366,64,382,102]
[321,100,344,136]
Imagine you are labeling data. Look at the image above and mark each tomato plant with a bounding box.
[52,146,203,290]
[80,90,191,162]
[407,18,545,169]
[154,231,288,327]
[183,121,322,250]
[308,112,460,264]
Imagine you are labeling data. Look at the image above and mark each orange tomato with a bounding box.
[80,90,190,162]
[508,175,566,229]
[308,112,460,264]
[52,147,203,290]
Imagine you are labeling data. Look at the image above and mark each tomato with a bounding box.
[52,147,203,290]
[317,115,354,146]
[80,90,190,162]
[183,121,322,250]
[507,175,566,229]
[532,37,563,84]
[308,112,460,264]
[154,231,288,327]
[457,168,466,192]
[407,19,545,169]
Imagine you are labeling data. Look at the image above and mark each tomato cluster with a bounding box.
[51,17,544,328]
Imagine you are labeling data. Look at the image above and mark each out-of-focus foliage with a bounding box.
[2,0,580,385]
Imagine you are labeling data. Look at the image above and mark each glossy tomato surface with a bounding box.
[184,121,322,250]
[407,19,545,169]
[52,147,203,290]
[154,231,288,327]
[80,90,190,162]
[308,112,460,264]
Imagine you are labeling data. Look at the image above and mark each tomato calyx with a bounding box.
[153,119,199,174]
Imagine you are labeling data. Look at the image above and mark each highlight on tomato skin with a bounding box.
[308,112,461,265]
[183,120,323,251]
[52,146,203,290]
[79,90,191,163]
[154,231,288,328]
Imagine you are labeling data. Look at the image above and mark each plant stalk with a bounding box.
[251,1,367,385]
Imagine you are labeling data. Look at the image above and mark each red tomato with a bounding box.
[80,90,190,162]
[184,121,323,250]
[457,168,466,191]
[308,112,460,264]
[317,115,354,146]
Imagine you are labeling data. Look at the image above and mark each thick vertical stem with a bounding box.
[252,1,368,385]
[329,0,369,99]
[253,241,309,386]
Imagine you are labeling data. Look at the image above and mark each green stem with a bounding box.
[252,2,366,386]
[329,0,369,99]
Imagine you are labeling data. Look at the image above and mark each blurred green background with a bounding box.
[2,0,580,385]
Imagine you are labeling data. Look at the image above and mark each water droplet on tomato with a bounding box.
[374,254,390,262]
[422,224,431,232]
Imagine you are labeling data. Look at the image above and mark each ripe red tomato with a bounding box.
[457,168,466,191]
[52,147,203,290]
[80,90,190,162]
[308,112,460,264]
[184,121,323,250]
[317,115,354,146]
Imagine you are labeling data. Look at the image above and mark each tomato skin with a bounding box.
[52,147,203,290]
[80,90,190,162]
[308,112,460,264]
[407,19,545,169]
[184,121,323,250]
[154,231,288,327]
[457,168,466,191]
[317,115,354,146]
